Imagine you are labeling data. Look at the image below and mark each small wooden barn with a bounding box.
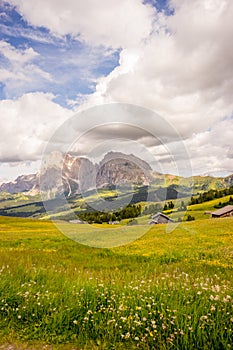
[211,205,233,218]
[149,212,174,224]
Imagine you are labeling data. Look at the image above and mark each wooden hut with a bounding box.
[211,205,233,218]
[149,212,174,224]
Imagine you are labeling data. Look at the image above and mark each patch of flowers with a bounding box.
[0,267,232,348]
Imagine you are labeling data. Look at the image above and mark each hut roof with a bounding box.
[211,205,233,216]
[151,212,174,222]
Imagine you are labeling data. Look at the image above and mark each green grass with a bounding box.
[0,216,232,349]
[161,195,233,222]
[183,195,233,220]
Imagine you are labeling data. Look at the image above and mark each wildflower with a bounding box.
[73,320,78,325]
[200,315,208,321]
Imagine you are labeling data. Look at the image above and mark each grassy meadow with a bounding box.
[0,216,232,349]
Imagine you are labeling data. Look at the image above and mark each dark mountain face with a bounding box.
[0,152,153,196]
[61,154,96,195]
[96,152,152,188]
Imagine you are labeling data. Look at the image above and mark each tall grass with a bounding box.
[0,216,232,349]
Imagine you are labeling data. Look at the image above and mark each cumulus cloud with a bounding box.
[7,0,155,49]
[1,0,233,177]
[0,92,72,162]
[80,0,233,174]
[87,0,233,134]
[185,118,233,175]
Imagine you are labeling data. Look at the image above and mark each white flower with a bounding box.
[200,315,208,321]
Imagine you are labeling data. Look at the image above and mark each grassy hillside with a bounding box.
[0,172,232,220]
[185,195,232,218]
[0,216,232,349]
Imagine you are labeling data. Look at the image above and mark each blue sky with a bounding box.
[0,0,233,181]
[0,1,120,106]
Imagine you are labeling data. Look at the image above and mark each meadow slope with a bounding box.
[0,216,232,349]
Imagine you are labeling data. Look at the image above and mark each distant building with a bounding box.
[69,219,87,224]
[109,221,120,225]
[211,205,233,218]
[149,212,174,224]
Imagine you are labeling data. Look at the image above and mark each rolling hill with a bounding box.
[0,151,233,220]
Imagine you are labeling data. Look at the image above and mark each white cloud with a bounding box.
[0,40,38,63]
[1,0,233,177]
[0,92,72,162]
[0,41,52,97]
[79,0,233,175]
[185,118,233,175]
[7,0,155,49]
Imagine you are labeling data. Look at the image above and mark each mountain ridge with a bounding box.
[0,152,232,196]
[0,152,153,196]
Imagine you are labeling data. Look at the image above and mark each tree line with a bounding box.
[214,196,233,209]
[190,186,233,205]
[78,204,142,224]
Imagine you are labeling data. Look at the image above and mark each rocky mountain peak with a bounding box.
[0,152,153,196]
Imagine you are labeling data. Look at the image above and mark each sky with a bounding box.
[0,0,233,183]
